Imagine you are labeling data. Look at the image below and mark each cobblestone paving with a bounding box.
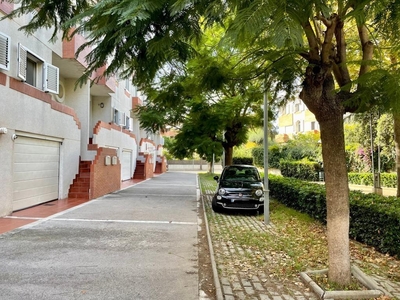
[200,179,400,300]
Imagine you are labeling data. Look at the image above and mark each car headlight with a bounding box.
[255,189,263,197]
[218,188,226,195]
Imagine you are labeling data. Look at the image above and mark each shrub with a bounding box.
[252,145,292,169]
[233,157,253,165]
[280,159,321,181]
[348,172,397,188]
[252,146,264,167]
[269,175,400,257]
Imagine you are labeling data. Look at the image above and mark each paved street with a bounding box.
[0,172,200,300]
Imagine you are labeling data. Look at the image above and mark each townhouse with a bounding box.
[275,97,320,143]
[0,2,166,216]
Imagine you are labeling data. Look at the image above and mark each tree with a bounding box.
[134,28,265,165]
[8,0,400,286]
[216,0,400,285]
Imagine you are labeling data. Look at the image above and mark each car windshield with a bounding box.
[221,166,260,183]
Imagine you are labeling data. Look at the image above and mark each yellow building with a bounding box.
[276,98,319,143]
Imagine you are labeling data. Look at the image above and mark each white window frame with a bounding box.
[17,43,59,94]
[0,32,10,70]
[113,108,120,124]
[119,112,126,127]
[125,116,131,130]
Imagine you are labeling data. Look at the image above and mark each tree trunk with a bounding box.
[224,146,234,166]
[394,111,400,197]
[300,65,351,286]
[319,115,351,286]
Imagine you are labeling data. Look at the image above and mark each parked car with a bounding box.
[212,165,264,213]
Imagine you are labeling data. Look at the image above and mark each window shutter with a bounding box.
[114,109,119,124]
[0,32,10,70]
[120,112,126,126]
[43,62,59,94]
[125,116,130,130]
[17,43,27,81]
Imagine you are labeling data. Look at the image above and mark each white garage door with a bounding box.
[121,150,132,181]
[13,136,60,211]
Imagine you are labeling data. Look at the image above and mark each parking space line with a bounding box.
[51,218,198,225]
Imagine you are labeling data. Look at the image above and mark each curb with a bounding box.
[198,175,224,300]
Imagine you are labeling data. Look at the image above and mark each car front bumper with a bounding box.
[214,195,264,210]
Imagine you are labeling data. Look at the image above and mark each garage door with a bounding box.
[121,150,132,181]
[13,136,60,211]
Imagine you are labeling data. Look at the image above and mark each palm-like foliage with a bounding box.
[134,27,264,163]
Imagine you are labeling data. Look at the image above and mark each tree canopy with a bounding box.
[134,27,265,164]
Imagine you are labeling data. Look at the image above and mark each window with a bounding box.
[113,108,120,124]
[125,116,131,130]
[311,121,315,130]
[0,32,10,70]
[114,109,128,127]
[295,120,301,133]
[17,43,59,94]
[26,57,37,86]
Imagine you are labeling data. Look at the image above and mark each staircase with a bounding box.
[133,160,145,179]
[68,161,91,199]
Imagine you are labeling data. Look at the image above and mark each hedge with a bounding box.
[280,159,321,181]
[269,175,400,257]
[348,172,397,188]
[233,157,253,165]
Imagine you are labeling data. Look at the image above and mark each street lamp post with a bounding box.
[263,89,270,225]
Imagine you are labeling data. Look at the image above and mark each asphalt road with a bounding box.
[0,172,200,300]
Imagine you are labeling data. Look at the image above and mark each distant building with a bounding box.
[275,98,320,143]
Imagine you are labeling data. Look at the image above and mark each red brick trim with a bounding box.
[132,96,142,109]
[9,77,81,129]
[0,2,13,14]
[139,137,156,147]
[0,72,6,86]
[93,120,137,140]
[62,31,90,67]
[90,147,121,199]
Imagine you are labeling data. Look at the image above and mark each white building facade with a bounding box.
[0,2,166,216]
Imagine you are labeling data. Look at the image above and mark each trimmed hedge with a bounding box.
[269,175,400,257]
[348,172,397,188]
[233,157,253,165]
[280,159,321,181]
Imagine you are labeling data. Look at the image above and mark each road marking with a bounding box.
[52,218,198,225]
[5,216,197,225]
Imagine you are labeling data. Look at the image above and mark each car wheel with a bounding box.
[211,197,223,213]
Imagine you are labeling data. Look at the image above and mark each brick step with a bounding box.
[68,160,92,200]
[69,186,90,193]
[75,173,90,179]
[68,192,90,199]
[73,177,90,186]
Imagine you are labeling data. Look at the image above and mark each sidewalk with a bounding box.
[200,178,400,300]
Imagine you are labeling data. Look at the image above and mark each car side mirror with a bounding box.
[213,176,219,181]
